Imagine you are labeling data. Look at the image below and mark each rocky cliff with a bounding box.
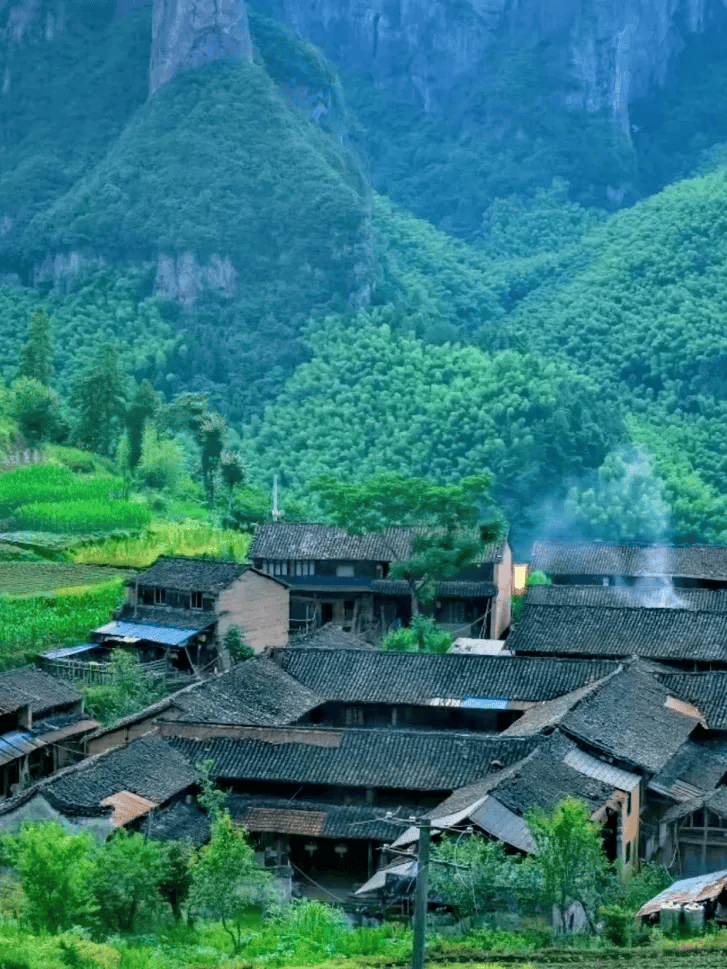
[150,0,252,94]
[259,0,727,132]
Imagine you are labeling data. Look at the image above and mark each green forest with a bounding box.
[1,2,727,552]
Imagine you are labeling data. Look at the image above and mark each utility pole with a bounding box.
[412,818,431,969]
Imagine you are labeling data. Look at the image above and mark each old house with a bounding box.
[0,668,98,798]
[531,541,727,590]
[93,557,289,670]
[270,647,619,732]
[250,522,512,640]
[386,731,642,869]
[508,585,727,668]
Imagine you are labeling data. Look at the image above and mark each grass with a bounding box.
[0,579,123,668]
[74,522,252,568]
[12,499,151,534]
[0,562,129,595]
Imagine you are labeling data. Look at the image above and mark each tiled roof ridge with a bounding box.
[533,539,724,551]
[0,734,178,816]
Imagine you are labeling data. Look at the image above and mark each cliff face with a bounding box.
[150,0,252,94]
[260,0,727,131]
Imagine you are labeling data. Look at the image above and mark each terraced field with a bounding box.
[0,562,130,596]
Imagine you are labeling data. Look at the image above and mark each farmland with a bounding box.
[0,562,129,596]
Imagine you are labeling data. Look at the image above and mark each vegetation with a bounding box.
[0,563,127,596]
[312,473,503,614]
[81,651,168,727]
[381,615,453,654]
[74,522,251,568]
[0,580,123,668]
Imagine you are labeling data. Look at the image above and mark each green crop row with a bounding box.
[0,579,124,668]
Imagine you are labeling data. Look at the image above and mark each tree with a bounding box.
[429,834,518,922]
[199,412,226,505]
[525,798,608,934]
[189,810,270,953]
[71,343,127,457]
[92,830,164,932]
[18,309,53,387]
[126,380,161,468]
[158,839,196,923]
[12,822,98,933]
[219,449,246,514]
[381,615,452,653]
[136,423,185,491]
[311,473,504,615]
[9,377,65,445]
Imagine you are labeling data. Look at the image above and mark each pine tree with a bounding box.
[18,309,53,387]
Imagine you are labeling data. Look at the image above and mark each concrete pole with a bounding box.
[412,818,431,969]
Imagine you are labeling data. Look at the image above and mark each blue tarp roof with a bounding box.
[95,621,198,647]
[42,643,97,660]
[0,729,44,766]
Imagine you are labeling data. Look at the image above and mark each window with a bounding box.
[336,564,355,577]
[154,587,166,605]
[191,591,203,609]
[624,841,631,863]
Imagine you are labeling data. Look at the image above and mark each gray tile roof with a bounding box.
[276,648,620,705]
[0,667,82,716]
[531,541,727,580]
[660,786,727,825]
[508,601,727,662]
[171,658,322,726]
[251,522,506,565]
[46,735,197,809]
[115,604,215,631]
[486,733,619,818]
[166,729,538,792]
[133,557,247,593]
[289,627,375,650]
[561,666,699,773]
[526,585,727,612]
[371,580,497,598]
[657,672,727,730]
[649,742,727,801]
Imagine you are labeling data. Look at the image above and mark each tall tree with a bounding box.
[18,309,53,387]
[189,810,270,953]
[525,798,608,934]
[220,449,246,514]
[126,379,161,468]
[71,343,127,457]
[311,473,504,615]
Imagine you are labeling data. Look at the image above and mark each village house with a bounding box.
[0,668,98,798]
[90,556,289,672]
[250,522,512,639]
[508,585,727,668]
[531,541,727,590]
[270,647,619,732]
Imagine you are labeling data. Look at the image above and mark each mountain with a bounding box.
[2,1,727,543]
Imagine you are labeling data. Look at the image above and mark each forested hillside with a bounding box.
[1,1,727,549]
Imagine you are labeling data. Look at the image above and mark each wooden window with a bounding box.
[154,587,166,605]
[191,591,203,609]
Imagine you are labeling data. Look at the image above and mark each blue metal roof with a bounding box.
[42,643,97,660]
[95,621,198,647]
[461,697,510,710]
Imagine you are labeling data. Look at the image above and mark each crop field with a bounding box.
[75,521,252,568]
[0,579,124,668]
[0,562,130,596]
